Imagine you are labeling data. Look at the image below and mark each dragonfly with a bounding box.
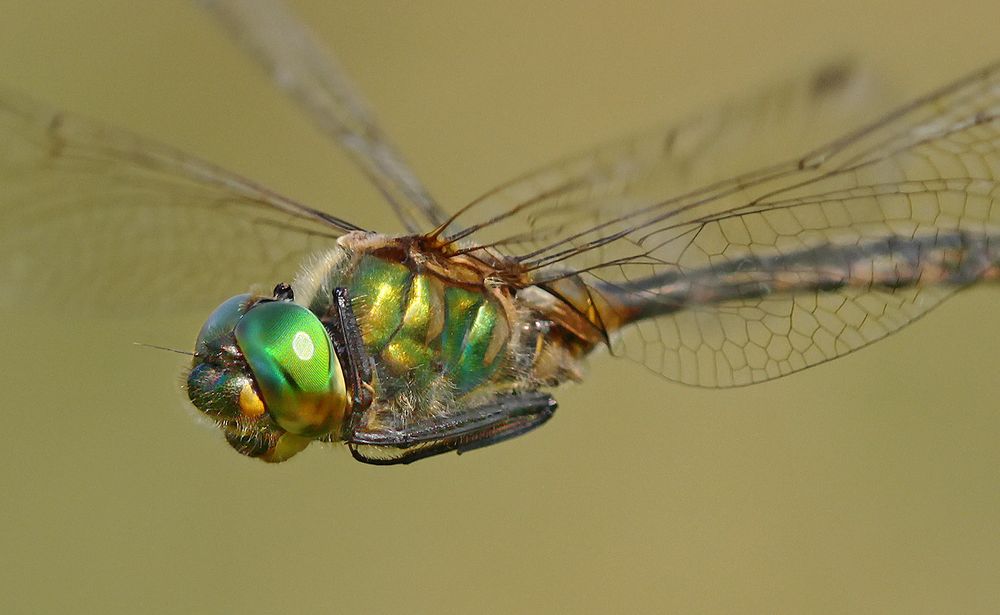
[0,1,997,464]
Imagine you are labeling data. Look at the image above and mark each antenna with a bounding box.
[133,342,195,357]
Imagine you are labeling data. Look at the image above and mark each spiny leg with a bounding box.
[347,391,557,465]
[321,286,375,417]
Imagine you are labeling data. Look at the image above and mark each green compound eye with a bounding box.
[234,301,347,438]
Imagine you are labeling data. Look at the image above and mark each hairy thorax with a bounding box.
[292,232,591,432]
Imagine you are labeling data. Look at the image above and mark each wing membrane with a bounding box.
[449,61,1000,386]
[442,61,886,254]
[199,0,450,233]
[596,184,998,386]
[0,86,356,315]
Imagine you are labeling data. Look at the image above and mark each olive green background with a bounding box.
[2,2,999,613]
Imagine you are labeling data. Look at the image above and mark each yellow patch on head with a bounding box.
[239,381,266,418]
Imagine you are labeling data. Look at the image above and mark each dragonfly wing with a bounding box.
[441,60,886,250]
[0,86,358,316]
[450,61,1000,386]
[200,0,450,234]
[593,235,969,388]
[596,63,1000,386]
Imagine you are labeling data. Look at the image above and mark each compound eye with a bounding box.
[234,302,347,437]
[193,294,252,356]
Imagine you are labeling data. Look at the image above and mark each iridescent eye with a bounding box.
[194,293,251,356]
[235,301,347,437]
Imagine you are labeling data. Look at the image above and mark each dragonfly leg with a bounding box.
[322,287,376,420]
[347,391,557,465]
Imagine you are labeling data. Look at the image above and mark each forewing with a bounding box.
[442,61,885,255]
[0,86,358,316]
[199,0,450,233]
[449,61,1000,386]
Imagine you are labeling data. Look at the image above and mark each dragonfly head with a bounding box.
[186,287,348,462]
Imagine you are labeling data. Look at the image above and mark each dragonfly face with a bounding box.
[188,290,348,462]
[0,0,998,464]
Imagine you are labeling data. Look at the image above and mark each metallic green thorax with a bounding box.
[342,254,509,395]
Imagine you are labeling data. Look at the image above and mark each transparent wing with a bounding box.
[199,0,449,233]
[447,61,1000,386]
[594,182,996,387]
[0,86,360,316]
[440,61,885,251]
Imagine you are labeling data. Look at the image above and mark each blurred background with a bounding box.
[1,1,999,613]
